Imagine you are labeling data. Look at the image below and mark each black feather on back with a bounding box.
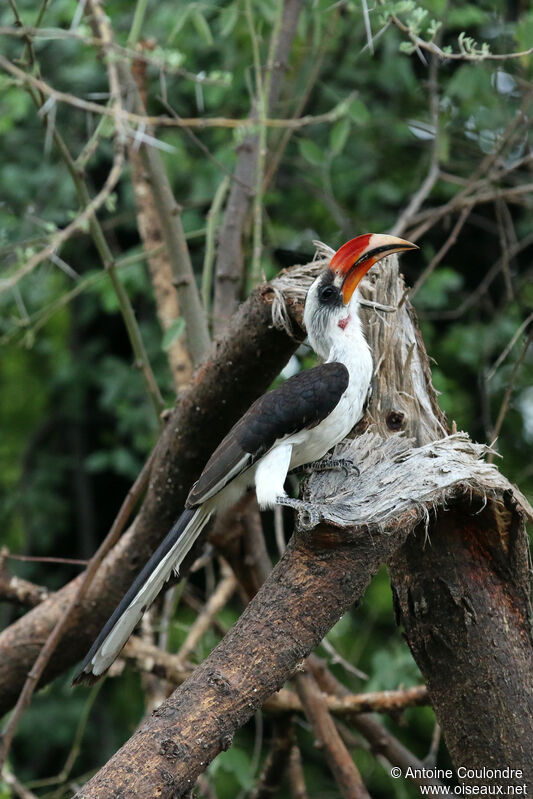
[186,362,349,507]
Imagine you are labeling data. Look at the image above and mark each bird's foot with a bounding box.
[292,458,359,478]
[276,496,321,529]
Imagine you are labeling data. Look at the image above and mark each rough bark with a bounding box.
[390,502,533,788]
[0,274,304,718]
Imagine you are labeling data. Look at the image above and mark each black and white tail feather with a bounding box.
[73,506,213,682]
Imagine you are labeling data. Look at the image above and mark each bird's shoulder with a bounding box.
[186,362,348,507]
[230,361,350,455]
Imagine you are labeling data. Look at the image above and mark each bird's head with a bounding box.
[304,233,418,359]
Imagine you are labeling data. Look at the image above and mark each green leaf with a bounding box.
[193,10,214,46]
[162,317,186,350]
[330,118,350,157]
[298,138,326,167]
[347,98,370,126]
[213,748,254,789]
[169,7,191,41]
[220,3,239,37]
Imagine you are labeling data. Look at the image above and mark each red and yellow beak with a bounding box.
[330,233,418,304]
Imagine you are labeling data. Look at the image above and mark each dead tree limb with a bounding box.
[77,478,415,798]
[77,426,529,796]
[128,54,192,390]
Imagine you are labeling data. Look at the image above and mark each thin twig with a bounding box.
[487,326,533,463]
[0,549,50,608]
[390,51,440,237]
[402,203,473,306]
[249,720,294,799]
[288,745,309,799]
[175,564,237,664]
[486,312,533,382]
[1,767,39,799]
[422,231,533,321]
[295,669,371,799]
[0,54,349,130]
[4,553,89,566]
[88,0,166,420]
[25,681,103,791]
[388,12,533,61]
[308,656,442,790]
[6,1,164,422]
[0,24,239,84]
[121,636,430,715]
[201,176,230,314]
[319,638,368,681]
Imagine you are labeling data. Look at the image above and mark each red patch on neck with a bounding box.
[338,315,351,330]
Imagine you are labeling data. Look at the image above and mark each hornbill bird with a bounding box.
[74,233,417,682]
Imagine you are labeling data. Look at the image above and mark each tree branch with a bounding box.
[117,63,211,367]
[294,669,371,799]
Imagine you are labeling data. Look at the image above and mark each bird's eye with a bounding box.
[318,284,338,303]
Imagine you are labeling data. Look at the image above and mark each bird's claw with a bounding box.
[292,458,359,478]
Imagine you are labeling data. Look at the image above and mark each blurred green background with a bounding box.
[1,0,532,796]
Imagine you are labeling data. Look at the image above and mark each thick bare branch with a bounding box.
[77,496,415,797]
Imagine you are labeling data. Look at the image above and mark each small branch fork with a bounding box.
[387,12,533,62]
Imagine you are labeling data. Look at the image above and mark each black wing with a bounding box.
[186,361,349,507]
